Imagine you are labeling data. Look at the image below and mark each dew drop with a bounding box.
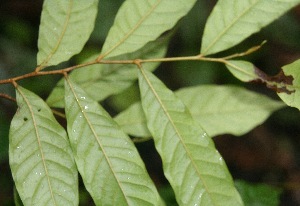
[201,132,208,139]
[16,146,21,149]
[128,151,134,157]
[84,105,88,110]
[200,132,209,146]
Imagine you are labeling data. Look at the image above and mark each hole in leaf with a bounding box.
[23,117,28,122]
[37,108,41,112]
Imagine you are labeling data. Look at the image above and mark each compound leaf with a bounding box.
[100,0,196,58]
[47,34,169,108]
[201,0,300,55]
[37,0,98,68]
[138,68,243,205]
[9,86,78,206]
[64,77,163,206]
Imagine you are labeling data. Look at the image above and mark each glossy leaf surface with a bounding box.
[64,77,163,205]
[138,68,243,205]
[37,0,98,67]
[9,86,78,206]
[201,0,300,55]
[100,0,196,58]
[47,35,169,108]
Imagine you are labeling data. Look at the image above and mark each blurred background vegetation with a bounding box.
[1,0,300,205]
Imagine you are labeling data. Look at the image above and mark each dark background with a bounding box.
[1,0,300,205]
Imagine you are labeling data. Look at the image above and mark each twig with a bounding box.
[51,109,66,119]
[0,42,265,86]
[0,93,16,102]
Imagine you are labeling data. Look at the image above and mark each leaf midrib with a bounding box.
[202,0,259,54]
[139,67,216,205]
[65,77,130,205]
[17,87,56,205]
[102,0,161,58]
[40,0,73,66]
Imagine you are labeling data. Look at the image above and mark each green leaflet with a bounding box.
[47,35,169,108]
[114,102,151,138]
[175,85,284,136]
[201,0,300,55]
[9,86,78,206]
[37,0,98,67]
[225,60,258,82]
[100,0,196,58]
[235,180,282,206]
[138,68,243,205]
[277,59,300,110]
[115,85,284,137]
[226,60,295,95]
[64,77,163,206]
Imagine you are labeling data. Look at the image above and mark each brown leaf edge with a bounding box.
[253,67,295,94]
